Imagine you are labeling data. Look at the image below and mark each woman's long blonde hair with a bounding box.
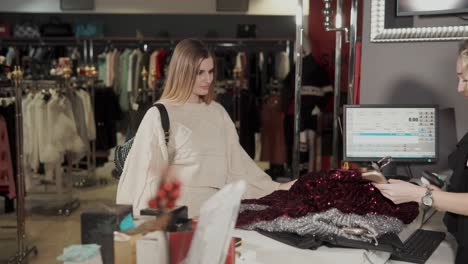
[160,39,216,104]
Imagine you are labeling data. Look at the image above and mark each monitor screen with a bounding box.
[397,0,468,16]
[343,105,438,163]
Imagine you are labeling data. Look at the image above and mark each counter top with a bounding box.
[234,211,457,264]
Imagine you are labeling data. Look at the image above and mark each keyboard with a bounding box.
[390,229,445,263]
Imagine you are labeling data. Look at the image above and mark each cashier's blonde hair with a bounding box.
[458,40,468,75]
[160,39,216,104]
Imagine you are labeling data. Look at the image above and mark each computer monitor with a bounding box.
[343,105,438,163]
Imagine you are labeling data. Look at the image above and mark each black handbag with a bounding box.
[114,103,170,178]
[40,17,73,37]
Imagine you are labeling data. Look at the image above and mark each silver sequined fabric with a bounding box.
[239,204,270,214]
[240,208,403,243]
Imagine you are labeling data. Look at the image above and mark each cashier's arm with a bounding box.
[431,191,468,216]
[374,179,468,216]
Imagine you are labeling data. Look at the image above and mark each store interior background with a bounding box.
[1,0,467,263]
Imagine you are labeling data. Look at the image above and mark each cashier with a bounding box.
[374,40,468,264]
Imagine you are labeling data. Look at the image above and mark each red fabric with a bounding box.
[308,0,364,94]
[0,22,11,38]
[321,156,331,171]
[155,48,167,81]
[237,169,419,227]
[0,116,15,199]
[169,231,235,264]
[353,41,362,104]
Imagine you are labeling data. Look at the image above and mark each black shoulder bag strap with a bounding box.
[153,103,170,145]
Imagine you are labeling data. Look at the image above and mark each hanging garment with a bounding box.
[128,49,140,109]
[34,95,51,164]
[51,93,86,155]
[274,51,290,81]
[137,51,149,91]
[95,88,121,151]
[155,48,167,81]
[5,47,15,66]
[237,169,419,228]
[353,41,362,104]
[148,50,158,88]
[0,102,16,176]
[28,94,43,171]
[98,52,107,83]
[260,94,286,164]
[42,92,64,163]
[22,93,33,166]
[112,50,121,94]
[118,49,131,112]
[133,49,143,97]
[282,54,333,168]
[66,90,89,152]
[239,90,260,159]
[0,115,15,199]
[234,52,248,89]
[108,49,119,88]
[76,89,96,141]
[41,91,86,164]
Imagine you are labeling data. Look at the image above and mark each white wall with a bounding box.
[0,0,309,15]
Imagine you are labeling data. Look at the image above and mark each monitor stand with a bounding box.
[381,163,410,181]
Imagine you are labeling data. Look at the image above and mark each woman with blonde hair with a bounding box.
[117,39,295,218]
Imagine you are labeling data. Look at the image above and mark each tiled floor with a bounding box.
[0,163,117,264]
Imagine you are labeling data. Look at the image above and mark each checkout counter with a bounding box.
[233,209,457,264]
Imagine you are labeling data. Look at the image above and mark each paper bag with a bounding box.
[114,232,143,264]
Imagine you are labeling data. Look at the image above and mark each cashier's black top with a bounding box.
[444,131,468,264]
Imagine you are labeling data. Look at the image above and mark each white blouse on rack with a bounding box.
[116,101,280,218]
[22,90,95,171]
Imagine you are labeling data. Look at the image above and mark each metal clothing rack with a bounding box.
[0,38,99,187]
[8,66,38,264]
[22,77,80,217]
[87,37,292,49]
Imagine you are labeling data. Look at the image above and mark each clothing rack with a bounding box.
[7,67,38,263]
[22,78,80,216]
[87,37,292,54]
[1,38,98,188]
[0,37,86,47]
[5,37,295,176]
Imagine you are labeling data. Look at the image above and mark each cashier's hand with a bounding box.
[425,184,443,192]
[373,179,426,204]
[278,180,297,190]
